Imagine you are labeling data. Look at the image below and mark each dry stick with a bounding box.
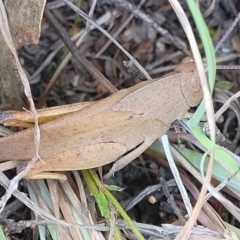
[47,0,75,9]
[215,91,240,122]
[95,0,146,58]
[109,0,189,54]
[202,0,216,18]
[216,65,240,70]
[63,0,151,80]
[85,0,97,32]
[40,8,118,107]
[125,179,177,211]
[215,12,240,53]
[30,32,81,81]
[159,167,185,224]
[33,11,118,105]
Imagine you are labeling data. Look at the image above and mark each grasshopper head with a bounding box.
[175,57,204,107]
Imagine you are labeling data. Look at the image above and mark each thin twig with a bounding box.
[215,12,240,53]
[63,0,152,79]
[159,167,185,223]
[95,0,146,58]
[44,8,118,99]
[38,9,118,107]
[108,0,188,53]
[215,91,240,122]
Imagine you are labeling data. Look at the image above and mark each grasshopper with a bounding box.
[0,57,202,179]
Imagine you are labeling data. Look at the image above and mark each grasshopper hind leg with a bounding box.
[103,135,156,179]
[103,119,169,179]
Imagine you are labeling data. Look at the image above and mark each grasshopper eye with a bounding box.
[189,72,202,92]
[180,68,203,107]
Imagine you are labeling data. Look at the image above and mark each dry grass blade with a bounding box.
[215,91,240,122]
[0,171,110,233]
[62,0,152,80]
[38,8,118,107]
[108,0,189,53]
[160,135,192,216]
[95,0,146,58]
[42,8,118,103]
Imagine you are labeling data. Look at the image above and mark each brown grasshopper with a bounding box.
[0,57,202,179]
